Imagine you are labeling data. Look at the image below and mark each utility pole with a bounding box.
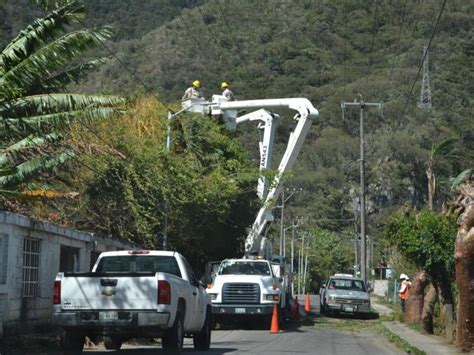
[341,97,383,283]
[163,112,173,250]
[418,44,432,110]
[279,188,285,256]
[279,187,302,257]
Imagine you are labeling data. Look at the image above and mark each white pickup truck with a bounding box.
[206,259,282,326]
[52,250,211,353]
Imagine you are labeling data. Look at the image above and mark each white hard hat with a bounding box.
[399,273,408,280]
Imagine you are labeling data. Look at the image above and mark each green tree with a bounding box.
[0,0,125,196]
[306,229,353,289]
[64,97,258,267]
[385,209,457,334]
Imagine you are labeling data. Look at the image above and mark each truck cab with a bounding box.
[206,259,281,324]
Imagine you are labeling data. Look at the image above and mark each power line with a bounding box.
[367,0,447,180]
[363,0,380,92]
[387,0,409,82]
[216,0,253,80]
[171,3,213,63]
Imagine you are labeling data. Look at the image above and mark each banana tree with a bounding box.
[0,0,126,196]
[426,138,458,210]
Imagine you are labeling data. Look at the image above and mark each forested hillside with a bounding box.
[78,0,472,242]
[1,0,472,267]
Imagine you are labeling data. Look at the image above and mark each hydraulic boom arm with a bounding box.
[210,96,319,258]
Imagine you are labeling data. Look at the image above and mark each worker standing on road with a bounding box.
[182,80,203,101]
[220,81,234,101]
[398,273,412,312]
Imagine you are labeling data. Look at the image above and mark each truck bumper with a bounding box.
[52,311,170,328]
[211,304,274,316]
[326,303,370,314]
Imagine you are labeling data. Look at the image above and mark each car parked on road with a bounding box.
[53,250,211,353]
[319,273,370,315]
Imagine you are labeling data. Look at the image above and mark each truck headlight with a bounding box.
[328,296,335,301]
[208,293,218,300]
[265,294,279,301]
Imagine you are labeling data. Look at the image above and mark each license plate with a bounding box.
[235,308,246,314]
[99,311,118,321]
[344,306,354,313]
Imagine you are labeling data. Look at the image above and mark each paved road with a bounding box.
[84,324,402,354]
[83,295,402,355]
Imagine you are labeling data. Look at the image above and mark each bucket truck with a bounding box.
[195,95,319,324]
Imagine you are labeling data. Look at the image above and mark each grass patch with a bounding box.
[314,315,382,332]
[377,324,426,355]
[373,296,405,322]
[313,311,426,355]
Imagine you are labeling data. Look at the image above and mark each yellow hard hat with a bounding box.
[221,81,229,89]
[192,80,201,88]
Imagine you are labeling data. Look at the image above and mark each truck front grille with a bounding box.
[222,283,260,304]
[334,298,365,305]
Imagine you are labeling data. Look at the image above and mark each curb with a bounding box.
[379,322,427,355]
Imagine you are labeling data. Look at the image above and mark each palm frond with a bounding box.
[431,138,458,157]
[450,168,474,191]
[0,1,85,74]
[0,133,63,166]
[42,58,109,89]
[0,149,74,189]
[1,93,125,118]
[1,108,124,138]
[1,27,112,97]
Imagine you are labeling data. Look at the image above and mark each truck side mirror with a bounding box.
[199,275,212,288]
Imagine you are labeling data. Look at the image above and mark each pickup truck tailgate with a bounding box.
[60,273,159,310]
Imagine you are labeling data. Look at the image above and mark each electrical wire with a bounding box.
[216,0,253,80]
[367,0,447,180]
[363,0,380,92]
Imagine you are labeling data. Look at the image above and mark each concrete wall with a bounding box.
[0,211,130,335]
[373,279,388,297]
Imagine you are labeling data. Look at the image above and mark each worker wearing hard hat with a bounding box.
[220,81,234,101]
[182,80,203,101]
[398,273,412,312]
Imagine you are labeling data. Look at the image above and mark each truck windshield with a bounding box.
[96,255,182,278]
[218,261,272,276]
[327,278,366,291]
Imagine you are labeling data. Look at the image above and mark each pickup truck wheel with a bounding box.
[320,303,326,315]
[162,312,184,353]
[103,336,122,350]
[193,308,211,350]
[60,329,85,353]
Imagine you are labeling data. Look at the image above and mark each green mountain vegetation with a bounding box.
[1,0,472,276]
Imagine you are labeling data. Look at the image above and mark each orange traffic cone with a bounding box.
[293,296,300,320]
[270,304,280,333]
[305,292,311,313]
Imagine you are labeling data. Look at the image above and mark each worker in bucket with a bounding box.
[220,81,234,101]
[398,273,412,312]
[182,80,203,101]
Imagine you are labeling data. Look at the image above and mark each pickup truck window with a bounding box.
[219,261,271,276]
[327,278,366,291]
[96,255,182,278]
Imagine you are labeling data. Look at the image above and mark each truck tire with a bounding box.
[60,329,85,353]
[193,308,211,350]
[103,336,122,350]
[162,311,184,353]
